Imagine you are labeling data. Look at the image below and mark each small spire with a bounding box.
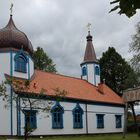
[10,2,14,16]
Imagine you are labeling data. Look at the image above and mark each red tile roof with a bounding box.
[19,70,124,105]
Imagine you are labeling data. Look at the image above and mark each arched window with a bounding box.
[95,66,100,75]
[51,102,64,129]
[14,52,28,73]
[72,103,83,128]
[82,66,87,76]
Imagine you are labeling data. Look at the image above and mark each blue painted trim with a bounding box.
[86,64,88,81]
[10,49,13,136]
[51,102,64,129]
[96,114,105,129]
[72,103,84,128]
[115,115,122,128]
[17,97,21,136]
[10,88,13,136]
[94,64,96,85]
[28,56,30,79]
[95,65,100,75]
[23,109,37,129]
[10,50,13,76]
[81,65,87,76]
[14,49,28,73]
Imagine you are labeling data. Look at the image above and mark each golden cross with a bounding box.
[10,3,14,15]
[87,23,91,32]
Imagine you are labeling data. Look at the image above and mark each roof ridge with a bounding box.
[35,69,98,88]
[35,69,82,80]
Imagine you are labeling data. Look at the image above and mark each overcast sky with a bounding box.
[0,0,140,78]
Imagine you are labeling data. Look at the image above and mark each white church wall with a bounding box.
[0,53,10,79]
[87,104,124,134]
[0,85,17,135]
[18,98,124,136]
[29,56,34,78]
[0,94,11,135]
[87,64,94,85]
[20,101,87,135]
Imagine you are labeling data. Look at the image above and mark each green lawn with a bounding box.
[0,134,139,140]
[29,134,139,140]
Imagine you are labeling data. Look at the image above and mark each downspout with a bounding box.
[10,49,13,136]
[16,96,21,136]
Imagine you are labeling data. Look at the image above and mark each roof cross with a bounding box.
[87,23,91,32]
[10,3,14,15]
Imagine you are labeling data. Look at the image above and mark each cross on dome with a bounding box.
[10,2,14,15]
[87,23,91,33]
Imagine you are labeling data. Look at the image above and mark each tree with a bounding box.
[99,47,138,95]
[110,0,140,17]
[33,47,57,73]
[129,22,140,75]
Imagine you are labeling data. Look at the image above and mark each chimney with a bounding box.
[98,83,104,94]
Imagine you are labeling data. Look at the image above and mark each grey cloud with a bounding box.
[0,0,140,77]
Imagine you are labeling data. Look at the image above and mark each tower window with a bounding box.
[115,115,122,128]
[72,104,83,129]
[23,110,37,129]
[96,114,104,128]
[82,66,87,76]
[95,66,100,75]
[14,50,28,73]
[51,102,64,129]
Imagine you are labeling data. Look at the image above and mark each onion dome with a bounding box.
[0,15,33,54]
[81,31,98,65]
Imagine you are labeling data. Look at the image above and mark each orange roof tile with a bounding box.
[16,70,123,105]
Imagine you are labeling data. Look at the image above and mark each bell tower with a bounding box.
[80,25,100,86]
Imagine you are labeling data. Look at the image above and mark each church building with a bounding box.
[0,12,124,136]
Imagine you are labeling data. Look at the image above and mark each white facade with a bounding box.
[17,99,124,135]
[81,63,100,86]
[0,50,34,135]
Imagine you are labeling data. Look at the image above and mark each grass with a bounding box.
[0,133,139,140]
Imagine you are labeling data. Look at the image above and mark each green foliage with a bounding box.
[129,22,140,76]
[110,0,140,17]
[33,47,57,73]
[53,87,67,102]
[99,47,138,95]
